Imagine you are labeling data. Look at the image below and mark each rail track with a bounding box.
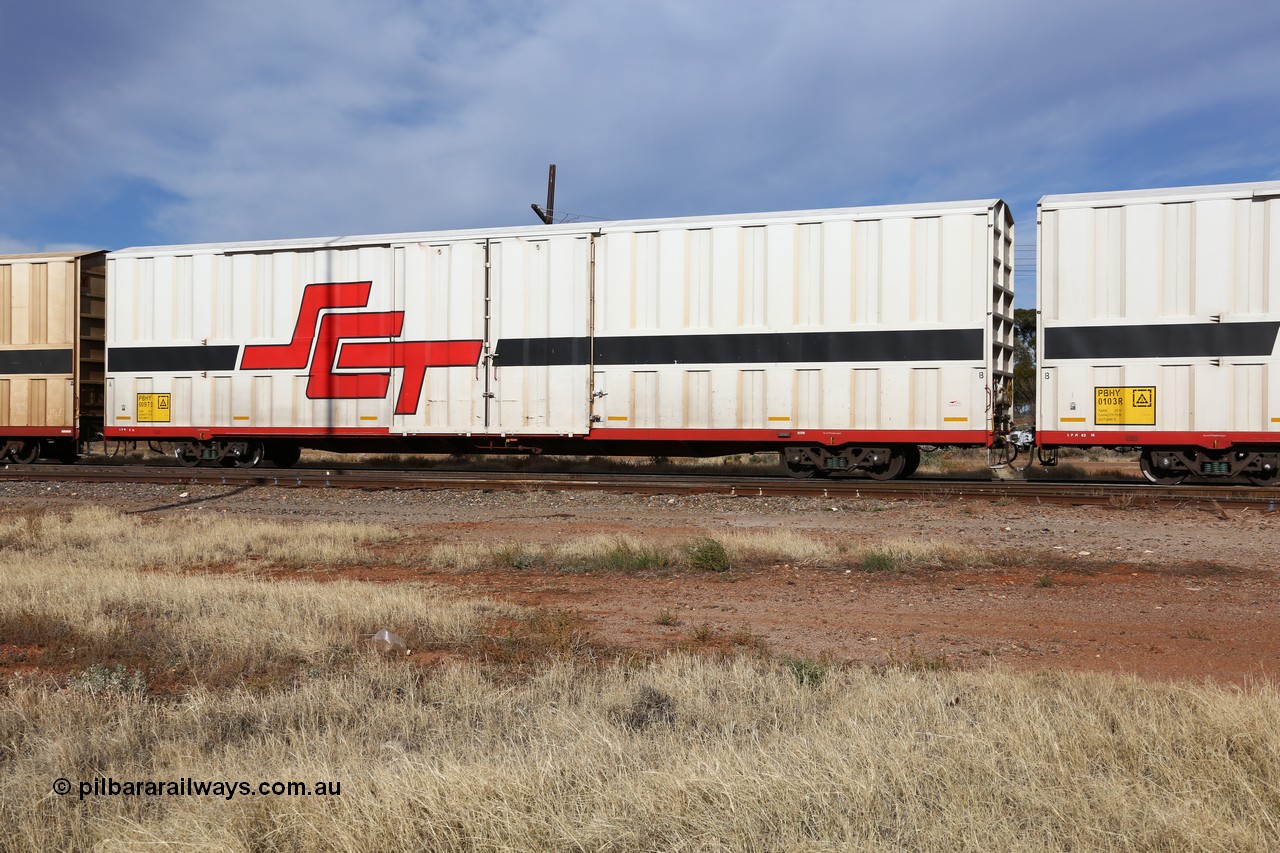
[1,462,1277,510]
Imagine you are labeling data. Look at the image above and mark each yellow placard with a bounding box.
[137,393,171,424]
[1094,386,1155,426]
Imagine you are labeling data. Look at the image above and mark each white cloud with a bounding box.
[0,236,40,254]
[3,0,1279,255]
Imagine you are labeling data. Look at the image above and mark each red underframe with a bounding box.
[1039,430,1280,451]
[1,427,78,438]
[107,425,994,446]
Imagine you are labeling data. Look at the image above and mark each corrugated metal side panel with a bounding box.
[110,246,404,431]
[1038,189,1280,436]
[108,239,591,437]
[591,210,998,435]
[1040,362,1275,434]
[391,241,487,435]
[0,256,79,429]
[1041,195,1278,324]
[487,234,591,435]
[0,257,76,346]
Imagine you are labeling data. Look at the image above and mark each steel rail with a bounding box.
[1,463,1277,510]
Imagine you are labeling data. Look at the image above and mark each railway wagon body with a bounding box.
[104,200,1014,477]
[1036,181,1280,485]
[0,251,106,463]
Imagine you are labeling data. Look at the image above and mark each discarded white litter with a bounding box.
[368,629,408,655]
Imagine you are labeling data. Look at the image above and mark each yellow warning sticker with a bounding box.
[1094,386,1155,426]
[137,393,171,424]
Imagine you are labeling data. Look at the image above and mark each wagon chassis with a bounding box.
[1137,447,1280,487]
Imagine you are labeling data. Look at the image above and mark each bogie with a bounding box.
[783,444,918,481]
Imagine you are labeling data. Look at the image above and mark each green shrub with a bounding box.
[687,537,730,572]
[785,657,828,688]
[496,545,543,570]
[67,663,147,696]
[861,549,898,573]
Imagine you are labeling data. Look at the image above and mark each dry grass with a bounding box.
[2,507,1278,851]
[0,504,396,571]
[0,507,509,691]
[3,656,1278,851]
[420,530,1018,575]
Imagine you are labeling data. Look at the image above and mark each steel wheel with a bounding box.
[235,442,265,468]
[175,444,202,468]
[1245,466,1279,487]
[901,446,921,478]
[265,442,301,468]
[864,449,908,481]
[782,455,817,479]
[12,442,40,464]
[1139,451,1186,485]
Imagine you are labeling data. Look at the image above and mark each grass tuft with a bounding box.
[621,685,677,730]
[686,537,730,572]
[66,663,147,696]
[861,548,900,572]
[785,656,828,688]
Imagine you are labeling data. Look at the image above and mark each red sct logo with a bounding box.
[239,282,482,415]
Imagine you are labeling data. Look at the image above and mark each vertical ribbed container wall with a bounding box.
[105,200,1011,457]
[0,252,105,443]
[590,201,1012,444]
[106,229,597,441]
[1037,182,1280,448]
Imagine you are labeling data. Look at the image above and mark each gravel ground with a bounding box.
[3,479,1278,683]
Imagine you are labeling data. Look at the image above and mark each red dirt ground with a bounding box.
[2,482,1277,686]
[407,559,1279,684]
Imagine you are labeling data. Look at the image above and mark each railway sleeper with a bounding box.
[1140,448,1279,486]
[783,444,920,481]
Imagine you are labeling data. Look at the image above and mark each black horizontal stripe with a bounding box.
[108,345,241,372]
[1043,322,1280,360]
[0,348,73,375]
[495,328,984,367]
[495,336,592,368]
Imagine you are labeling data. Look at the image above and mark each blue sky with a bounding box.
[3,0,1279,305]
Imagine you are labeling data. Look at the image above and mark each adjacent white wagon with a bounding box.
[1036,181,1280,484]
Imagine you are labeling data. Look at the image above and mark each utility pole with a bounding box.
[531,164,556,224]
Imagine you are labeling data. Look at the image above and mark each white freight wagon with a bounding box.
[1036,181,1280,484]
[106,199,1014,478]
[0,251,106,463]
